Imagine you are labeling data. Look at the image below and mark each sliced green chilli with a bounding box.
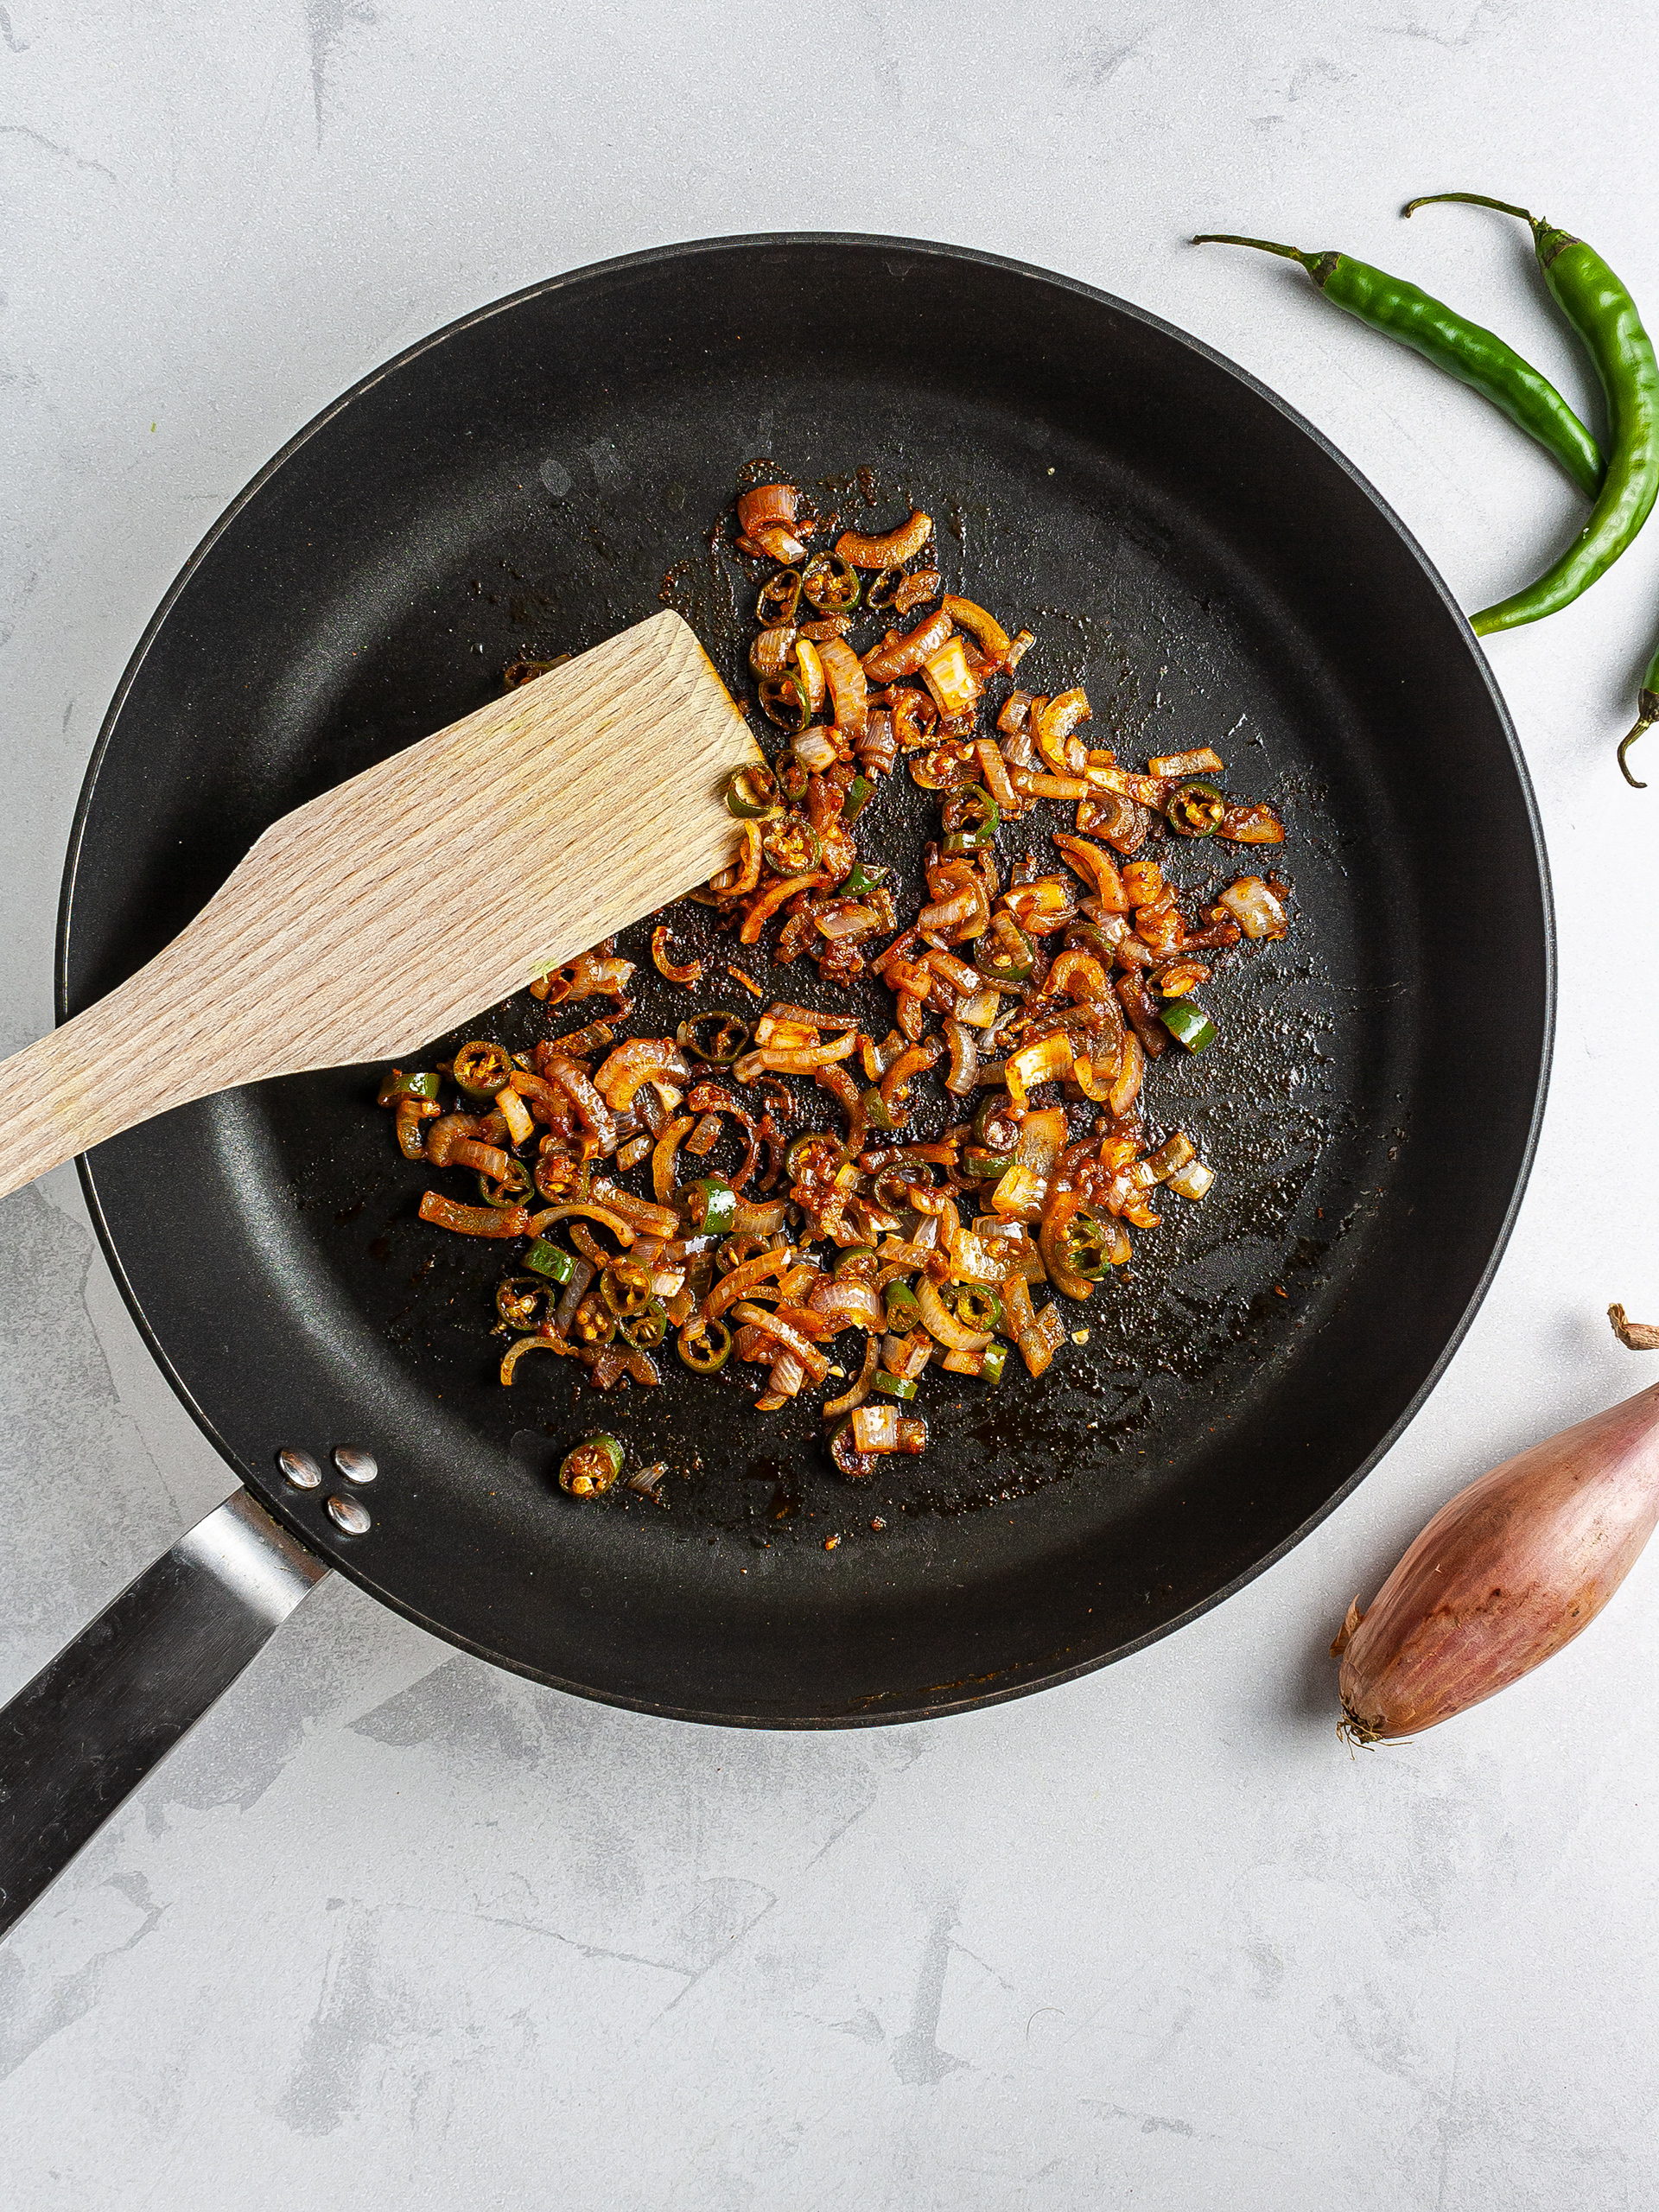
[942,782,999,854]
[721,763,781,818]
[1166,779,1226,836]
[872,1369,918,1401]
[378,1068,442,1104]
[947,1283,1003,1332]
[1160,1000,1217,1052]
[677,1011,752,1064]
[684,1177,738,1234]
[677,1317,734,1372]
[524,1237,576,1284]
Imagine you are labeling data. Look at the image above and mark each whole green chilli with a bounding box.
[1192,232,1606,501]
[1404,194,1659,638]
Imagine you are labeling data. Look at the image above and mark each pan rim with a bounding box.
[56,230,1555,1726]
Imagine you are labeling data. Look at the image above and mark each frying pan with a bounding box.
[0,236,1552,1935]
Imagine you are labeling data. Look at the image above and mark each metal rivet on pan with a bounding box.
[327,1494,372,1535]
[333,1446,378,1485]
[276,1447,322,1491]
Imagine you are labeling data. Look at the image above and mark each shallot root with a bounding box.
[1609,1303,1659,1351]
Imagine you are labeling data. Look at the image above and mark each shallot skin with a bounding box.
[1338,1381,1659,1740]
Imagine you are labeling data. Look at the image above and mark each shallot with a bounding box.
[1336,1357,1659,1741]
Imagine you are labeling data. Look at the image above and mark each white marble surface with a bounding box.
[3,3,1659,2204]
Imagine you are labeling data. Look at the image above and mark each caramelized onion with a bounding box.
[1015,1299,1066,1378]
[732,1032,856,1082]
[740,872,828,944]
[817,634,868,739]
[710,818,763,898]
[541,1053,617,1142]
[729,1300,830,1383]
[594,1038,691,1110]
[1217,875,1288,939]
[942,1018,978,1097]
[921,636,982,720]
[737,483,807,563]
[1005,1033,1073,1108]
[861,607,953,684]
[534,950,635,1004]
[1033,690,1092,773]
[1052,832,1129,910]
[703,1244,794,1322]
[942,595,1013,668]
[418,1193,531,1237]
[448,1137,511,1181]
[893,569,940,613]
[534,1201,636,1245]
[810,1278,886,1332]
[835,509,933,569]
[794,725,841,773]
[916,1275,990,1353]
[878,1035,942,1121]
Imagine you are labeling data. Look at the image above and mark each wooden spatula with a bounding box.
[0,610,762,1203]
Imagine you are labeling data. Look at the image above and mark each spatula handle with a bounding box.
[0,962,205,1201]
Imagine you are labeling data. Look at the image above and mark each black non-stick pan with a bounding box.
[0,236,1551,1933]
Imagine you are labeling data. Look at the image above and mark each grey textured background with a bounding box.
[4,3,1659,2205]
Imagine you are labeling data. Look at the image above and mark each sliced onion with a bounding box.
[817,635,868,739]
[924,947,982,994]
[554,1256,596,1338]
[792,637,825,711]
[793,725,841,772]
[954,988,1002,1028]
[851,1402,900,1453]
[588,1181,682,1236]
[861,607,953,684]
[1166,1157,1216,1202]
[1016,1300,1067,1377]
[823,1334,880,1416]
[733,1033,857,1082]
[918,886,981,936]
[809,1278,886,1332]
[729,1300,830,1383]
[594,1038,692,1110]
[1052,832,1129,911]
[1015,1107,1067,1179]
[943,595,1014,667]
[1217,874,1288,939]
[1005,1033,1073,1109]
[921,635,982,720]
[1131,1132,1197,1187]
[836,510,933,569]
[499,1332,578,1383]
[765,1349,808,1399]
[947,1230,1007,1287]
[1033,689,1092,773]
[815,900,880,941]
[704,1244,794,1320]
[737,482,799,535]
[541,1053,617,1143]
[942,1019,979,1098]
[917,1274,992,1353]
[1108,1031,1145,1117]
[750,625,798,678]
[731,1197,790,1236]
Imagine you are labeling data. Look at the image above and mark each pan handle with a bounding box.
[0,1488,328,1938]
